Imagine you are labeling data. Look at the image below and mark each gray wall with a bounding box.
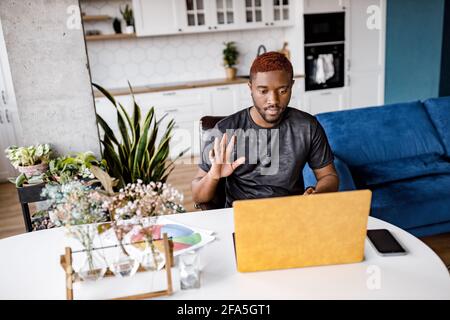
[0,0,100,156]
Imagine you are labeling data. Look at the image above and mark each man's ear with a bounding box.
[291,79,295,88]
[247,81,251,90]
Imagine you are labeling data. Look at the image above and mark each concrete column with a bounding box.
[0,0,101,157]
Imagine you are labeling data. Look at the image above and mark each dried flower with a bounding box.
[103,180,185,222]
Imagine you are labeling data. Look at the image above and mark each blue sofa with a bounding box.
[303,96,450,237]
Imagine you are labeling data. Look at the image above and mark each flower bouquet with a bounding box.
[43,167,185,282]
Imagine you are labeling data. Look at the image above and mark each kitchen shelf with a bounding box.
[85,33,136,41]
[82,15,112,22]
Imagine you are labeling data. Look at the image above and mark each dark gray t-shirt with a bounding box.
[199,107,334,207]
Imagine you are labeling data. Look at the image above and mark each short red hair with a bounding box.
[250,51,293,81]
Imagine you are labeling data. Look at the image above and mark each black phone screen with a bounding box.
[367,229,406,254]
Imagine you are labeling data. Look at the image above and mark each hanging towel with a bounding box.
[313,54,335,84]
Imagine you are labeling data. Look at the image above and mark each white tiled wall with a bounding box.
[81,1,294,89]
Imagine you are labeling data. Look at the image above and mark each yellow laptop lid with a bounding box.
[233,190,372,272]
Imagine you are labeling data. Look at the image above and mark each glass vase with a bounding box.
[109,248,140,278]
[179,250,201,289]
[78,250,107,281]
[141,244,164,271]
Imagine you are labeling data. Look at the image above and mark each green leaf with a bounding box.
[97,115,119,146]
[101,140,125,187]
[89,165,115,195]
[93,83,118,108]
[117,102,134,152]
[15,173,27,187]
[117,107,131,153]
[132,110,153,180]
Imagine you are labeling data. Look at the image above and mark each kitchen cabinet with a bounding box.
[134,89,210,157]
[175,0,242,33]
[241,0,267,28]
[265,0,295,27]
[240,0,295,29]
[209,85,240,116]
[132,0,179,36]
[210,0,241,31]
[237,82,253,109]
[174,0,211,33]
[133,0,293,37]
[290,77,305,111]
[347,0,385,108]
[303,0,347,14]
[304,87,349,115]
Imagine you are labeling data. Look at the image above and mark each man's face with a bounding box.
[248,70,294,125]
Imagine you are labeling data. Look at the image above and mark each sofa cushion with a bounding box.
[370,174,450,230]
[316,101,444,166]
[351,154,450,187]
[423,96,450,158]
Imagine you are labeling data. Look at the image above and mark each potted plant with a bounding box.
[120,4,134,34]
[92,82,188,189]
[5,144,52,179]
[223,41,239,80]
[47,151,107,184]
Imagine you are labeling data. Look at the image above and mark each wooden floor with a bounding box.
[1,163,449,270]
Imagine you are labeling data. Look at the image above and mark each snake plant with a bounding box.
[93,82,187,189]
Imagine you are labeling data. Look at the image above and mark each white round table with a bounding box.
[0,208,449,299]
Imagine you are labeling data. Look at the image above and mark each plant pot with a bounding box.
[225,67,237,80]
[18,162,49,178]
[124,25,134,34]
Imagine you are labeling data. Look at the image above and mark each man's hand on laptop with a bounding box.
[303,187,316,195]
[208,133,245,180]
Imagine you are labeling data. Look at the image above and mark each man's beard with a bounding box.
[256,106,284,124]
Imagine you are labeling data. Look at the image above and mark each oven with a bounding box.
[304,12,345,91]
[304,43,344,91]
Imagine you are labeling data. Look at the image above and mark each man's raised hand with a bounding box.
[208,133,245,180]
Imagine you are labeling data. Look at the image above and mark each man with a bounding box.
[192,52,339,208]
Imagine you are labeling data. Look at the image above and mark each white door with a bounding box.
[348,0,385,108]
[132,0,179,36]
[0,19,19,181]
[304,88,349,115]
[0,105,15,181]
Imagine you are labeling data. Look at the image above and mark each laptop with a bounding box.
[233,190,372,272]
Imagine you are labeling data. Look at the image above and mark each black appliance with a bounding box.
[304,12,345,91]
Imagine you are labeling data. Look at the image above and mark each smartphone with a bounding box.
[367,229,407,256]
